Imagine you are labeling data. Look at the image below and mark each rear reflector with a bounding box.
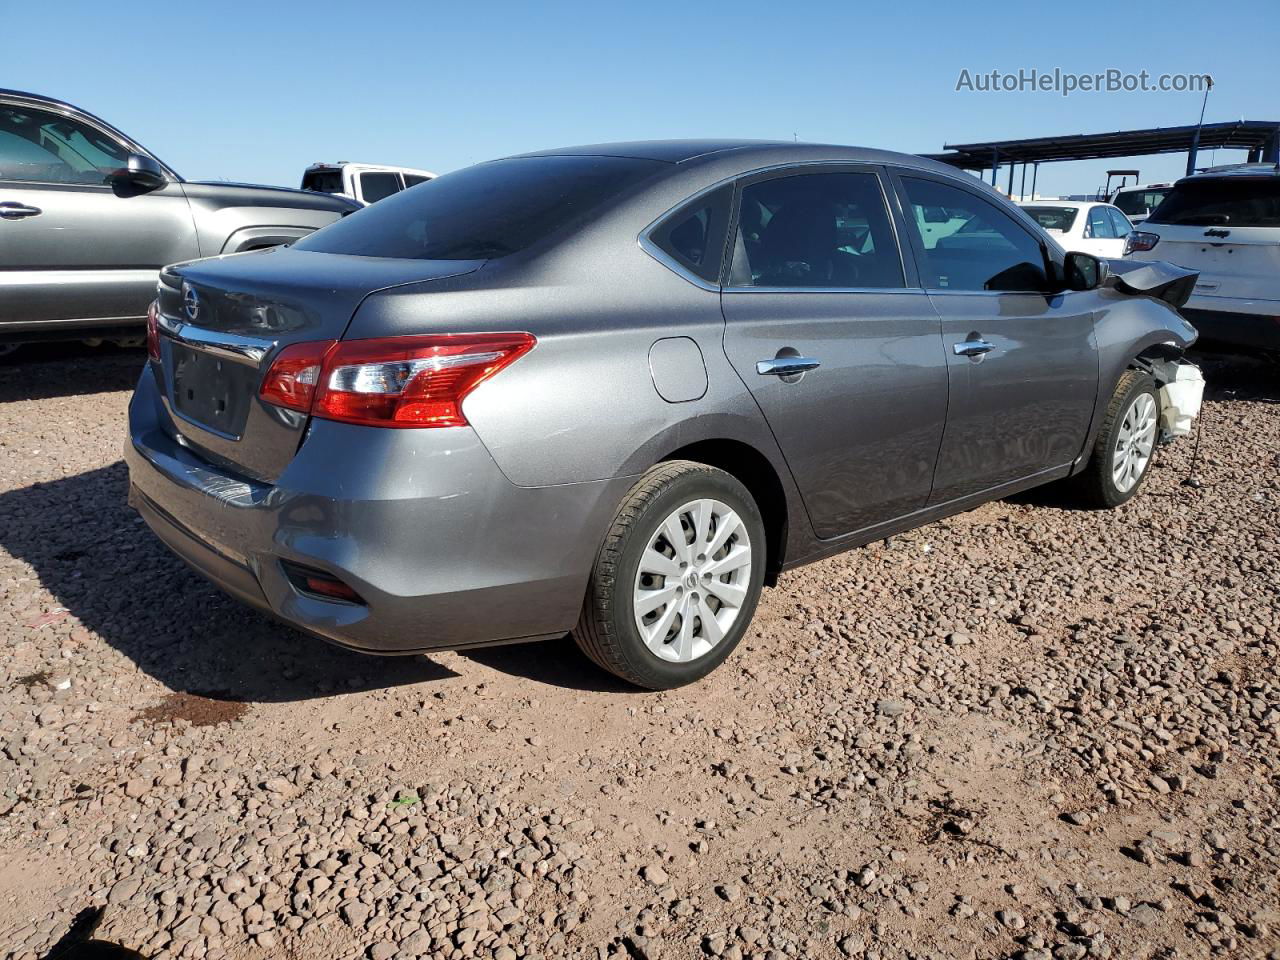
[280,560,364,604]
[146,300,161,361]
[259,332,535,428]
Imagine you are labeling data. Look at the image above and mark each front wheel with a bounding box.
[572,461,766,689]
[1076,369,1160,508]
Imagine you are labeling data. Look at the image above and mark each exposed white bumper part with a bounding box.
[1150,359,1205,440]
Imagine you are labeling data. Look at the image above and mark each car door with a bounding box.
[889,171,1098,505]
[1106,206,1134,253]
[719,166,948,539]
[0,100,198,331]
[1083,204,1124,257]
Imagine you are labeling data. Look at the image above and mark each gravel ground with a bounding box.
[0,343,1277,960]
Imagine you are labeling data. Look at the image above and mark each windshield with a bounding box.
[1147,178,1280,227]
[1021,206,1078,232]
[294,155,665,260]
[1113,188,1169,217]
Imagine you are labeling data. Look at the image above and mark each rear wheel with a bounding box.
[572,461,766,689]
[1076,369,1160,508]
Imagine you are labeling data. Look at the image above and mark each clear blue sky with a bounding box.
[7,0,1275,197]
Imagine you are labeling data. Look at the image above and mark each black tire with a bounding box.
[572,460,766,689]
[1075,368,1160,509]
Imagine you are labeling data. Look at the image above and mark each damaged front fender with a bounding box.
[1105,259,1199,309]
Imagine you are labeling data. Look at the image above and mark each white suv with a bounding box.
[1125,164,1280,351]
[301,162,436,206]
[1110,182,1172,225]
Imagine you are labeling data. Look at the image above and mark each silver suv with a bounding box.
[0,90,357,349]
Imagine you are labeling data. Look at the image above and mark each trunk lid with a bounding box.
[155,246,482,482]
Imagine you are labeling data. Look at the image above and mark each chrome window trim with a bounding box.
[156,313,275,365]
[0,96,177,186]
[636,179,732,292]
[722,285,926,295]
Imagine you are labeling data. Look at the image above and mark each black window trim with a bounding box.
[638,179,735,292]
[886,167,1056,297]
[642,182,733,288]
[639,161,926,294]
[721,161,916,295]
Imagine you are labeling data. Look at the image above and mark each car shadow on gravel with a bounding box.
[0,343,147,403]
[1190,345,1279,404]
[1,463,456,702]
[459,636,645,694]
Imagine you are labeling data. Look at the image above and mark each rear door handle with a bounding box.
[0,202,42,220]
[756,356,821,376]
[953,339,994,358]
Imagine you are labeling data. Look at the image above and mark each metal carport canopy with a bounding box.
[923,120,1280,169]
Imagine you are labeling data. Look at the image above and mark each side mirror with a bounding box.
[1063,251,1109,291]
[108,153,167,192]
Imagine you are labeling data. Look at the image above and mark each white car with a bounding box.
[1019,200,1134,257]
[1125,164,1280,351]
[1111,182,1173,225]
[301,161,436,206]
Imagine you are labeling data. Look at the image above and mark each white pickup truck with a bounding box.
[301,162,436,206]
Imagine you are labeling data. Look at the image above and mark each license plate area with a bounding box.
[170,344,255,439]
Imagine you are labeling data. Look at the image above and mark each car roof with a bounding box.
[505,139,966,174]
[1181,162,1280,182]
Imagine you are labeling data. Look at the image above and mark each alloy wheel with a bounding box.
[1112,391,1157,493]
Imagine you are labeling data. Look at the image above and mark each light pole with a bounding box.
[1186,74,1215,176]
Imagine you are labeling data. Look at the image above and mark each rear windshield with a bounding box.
[1022,206,1078,232]
[1148,177,1280,227]
[1112,188,1168,217]
[302,169,344,194]
[294,155,665,260]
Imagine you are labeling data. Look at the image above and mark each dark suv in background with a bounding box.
[0,90,357,350]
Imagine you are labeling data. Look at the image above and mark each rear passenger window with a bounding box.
[648,184,732,283]
[1087,206,1115,239]
[729,172,903,288]
[360,172,402,204]
[900,177,1047,292]
[1107,207,1133,236]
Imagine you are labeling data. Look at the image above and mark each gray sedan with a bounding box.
[126,140,1201,688]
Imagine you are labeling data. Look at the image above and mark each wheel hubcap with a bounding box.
[1112,391,1157,494]
[633,498,753,663]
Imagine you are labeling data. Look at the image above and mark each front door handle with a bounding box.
[0,202,42,220]
[756,356,821,377]
[953,338,994,358]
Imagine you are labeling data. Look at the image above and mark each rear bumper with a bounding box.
[1180,302,1280,351]
[126,368,629,654]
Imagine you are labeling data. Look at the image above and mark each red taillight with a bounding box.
[1124,231,1160,255]
[146,300,160,361]
[259,332,535,428]
[259,340,335,412]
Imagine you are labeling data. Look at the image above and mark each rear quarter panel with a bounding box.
[348,249,789,490]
